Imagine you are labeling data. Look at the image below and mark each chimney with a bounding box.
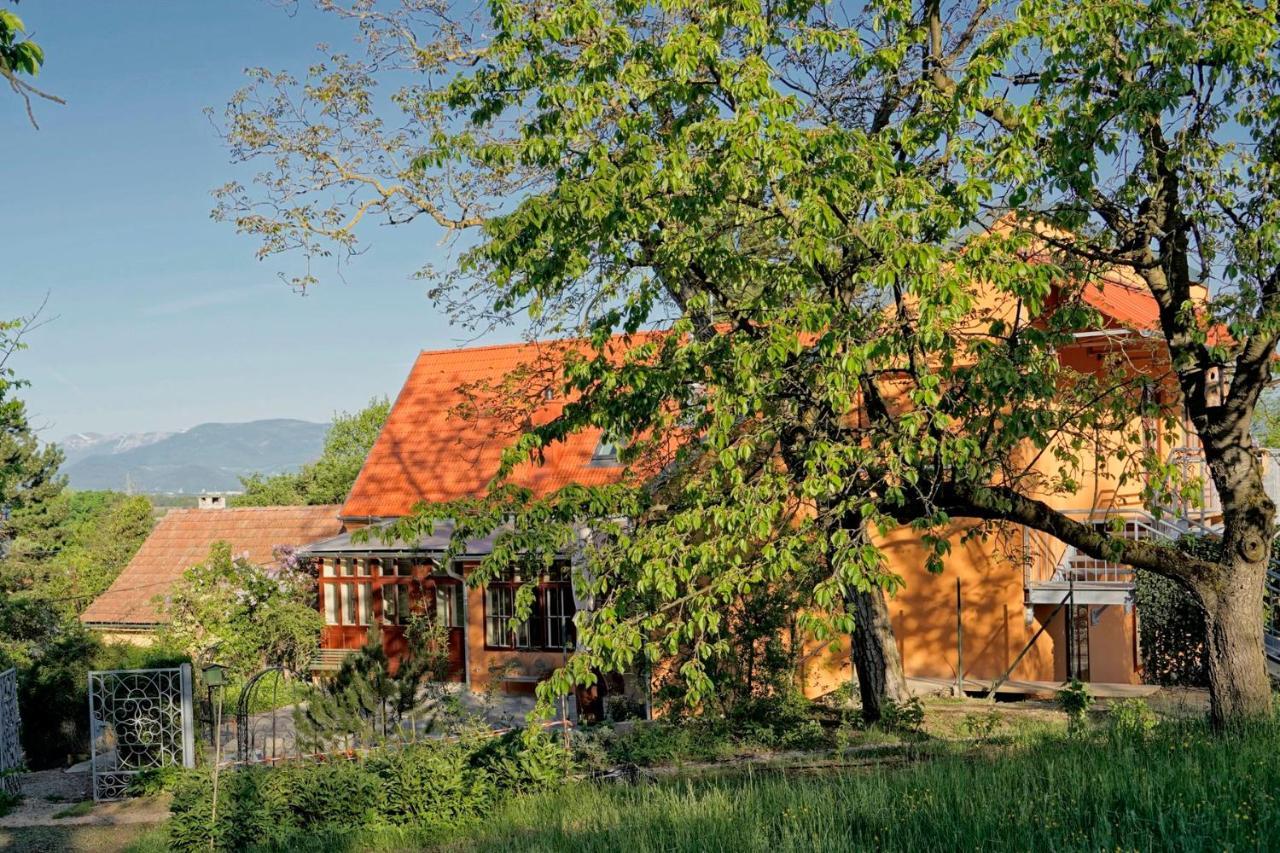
[198,494,227,510]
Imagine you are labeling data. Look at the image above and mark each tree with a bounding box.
[2,490,154,616]
[0,2,62,127]
[0,310,64,558]
[294,615,454,751]
[217,0,1279,725]
[970,0,1280,723]
[157,542,323,676]
[235,397,390,507]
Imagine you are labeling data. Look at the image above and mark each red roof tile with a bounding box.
[1081,275,1161,331]
[341,339,632,519]
[80,505,343,627]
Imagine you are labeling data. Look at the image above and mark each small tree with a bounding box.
[157,542,322,677]
[295,615,454,752]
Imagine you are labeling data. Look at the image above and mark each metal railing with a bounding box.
[1023,512,1188,587]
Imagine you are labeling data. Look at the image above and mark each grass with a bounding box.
[461,721,1280,852]
[51,800,95,819]
[239,720,1279,853]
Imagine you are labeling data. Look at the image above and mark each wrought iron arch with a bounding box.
[235,666,299,764]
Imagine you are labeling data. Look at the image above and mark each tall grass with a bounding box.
[451,721,1279,853]
[141,720,1280,852]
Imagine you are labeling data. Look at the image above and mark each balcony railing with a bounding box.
[1023,512,1183,588]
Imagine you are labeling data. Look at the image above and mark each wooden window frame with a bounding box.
[482,564,575,651]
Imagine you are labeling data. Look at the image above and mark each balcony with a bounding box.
[1023,447,1280,608]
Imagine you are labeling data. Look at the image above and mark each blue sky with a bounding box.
[3,1,519,439]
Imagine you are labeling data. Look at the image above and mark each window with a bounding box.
[321,559,336,578]
[485,585,532,648]
[342,584,356,624]
[435,582,464,628]
[544,585,575,649]
[483,564,575,650]
[325,584,340,625]
[340,558,354,577]
[382,583,413,626]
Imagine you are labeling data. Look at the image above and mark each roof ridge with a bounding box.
[162,504,343,516]
[415,330,668,360]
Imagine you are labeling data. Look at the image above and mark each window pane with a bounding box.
[321,559,335,578]
[342,584,355,624]
[485,586,511,647]
[450,584,464,628]
[397,586,409,623]
[382,585,397,625]
[324,585,339,625]
[340,559,354,577]
[358,582,372,625]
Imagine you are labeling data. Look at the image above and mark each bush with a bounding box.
[1057,679,1093,737]
[881,697,925,734]
[961,710,1002,742]
[166,726,569,851]
[1107,698,1158,743]
[369,741,493,829]
[1135,569,1209,686]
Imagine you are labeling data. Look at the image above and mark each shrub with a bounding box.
[1057,679,1093,737]
[726,691,819,747]
[604,694,645,722]
[473,728,569,794]
[961,710,1002,742]
[1107,698,1158,743]
[881,696,925,734]
[369,741,493,829]
[166,726,572,850]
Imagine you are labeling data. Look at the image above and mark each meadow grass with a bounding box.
[130,718,1280,852]
[446,721,1278,852]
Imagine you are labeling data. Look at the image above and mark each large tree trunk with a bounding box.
[847,586,909,723]
[1195,556,1274,726]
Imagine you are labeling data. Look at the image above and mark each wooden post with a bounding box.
[1066,577,1076,681]
[954,579,964,698]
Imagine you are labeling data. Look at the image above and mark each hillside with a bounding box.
[60,419,328,493]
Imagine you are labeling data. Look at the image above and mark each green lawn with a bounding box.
[195,719,1280,853]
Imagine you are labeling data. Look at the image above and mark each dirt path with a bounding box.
[0,769,168,829]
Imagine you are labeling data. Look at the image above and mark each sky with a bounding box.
[2,1,521,440]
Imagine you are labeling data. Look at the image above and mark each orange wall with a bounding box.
[796,520,1140,697]
[460,562,568,691]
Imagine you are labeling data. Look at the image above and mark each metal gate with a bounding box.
[88,664,195,801]
[0,668,22,797]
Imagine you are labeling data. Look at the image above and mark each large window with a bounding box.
[483,565,575,650]
[321,558,373,626]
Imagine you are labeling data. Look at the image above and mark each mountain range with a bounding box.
[59,419,328,494]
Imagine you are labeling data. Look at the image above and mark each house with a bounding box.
[81,504,344,643]
[300,340,627,686]
[302,273,1270,699]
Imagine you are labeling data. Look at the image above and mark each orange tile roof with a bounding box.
[341,339,632,519]
[80,505,343,627]
[1081,275,1161,331]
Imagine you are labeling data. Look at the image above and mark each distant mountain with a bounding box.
[58,430,176,468]
[59,419,328,494]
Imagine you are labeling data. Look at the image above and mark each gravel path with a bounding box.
[0,769,167,829]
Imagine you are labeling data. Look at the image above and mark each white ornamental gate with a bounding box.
[0,668,21,797]
[88,664,195,801]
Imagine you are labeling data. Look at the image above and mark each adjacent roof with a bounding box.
[80,505,343,627]
[341,339,632,519]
